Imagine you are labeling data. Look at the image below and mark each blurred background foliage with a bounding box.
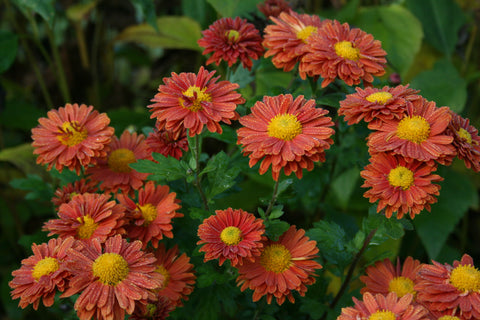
[1,0,480,319]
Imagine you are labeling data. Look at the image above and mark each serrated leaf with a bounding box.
[116,16,202,51]
[414,168,476,259]
[11,0,55,27]
[406,0,466,55]
[308,220,354,266]
[0,31,18,73]
[130,154,188,181]
[353,4,423,77]
[205,151,241,199]
[189,207,211,221]
[410,59,467,113]
[228,65,254,89]
[265,220,289,241]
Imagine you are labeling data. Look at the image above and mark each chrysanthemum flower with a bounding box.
[337,292,428,320]
[62,235,164,320]
[263,10,325,76]
[86,130,151,194]
[415,254,480,319]
[237,94,334,181]
[198,17,264,70]
[51,178,99,210]
[338,85,421,125]
[368,98,455,163]
[131,296,175,320]
[31,103,114,174]
[43,193,126,242]
[10,237,76,310]
[197,208,266,266]
[148,66,245,137]
[146,125,188,160]
[445,111,480,171]
[360,153,442,219]
[360,257,423,300]
[153,243,196,306]
[258,0,292,18]
[117,181,182,249]
[301,20,387,87]
[236,225,322,305]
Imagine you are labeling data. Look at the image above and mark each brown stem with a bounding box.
[264,178,280,220]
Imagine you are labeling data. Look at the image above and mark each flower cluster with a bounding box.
[197,208,322,305]
[338,254,480,320]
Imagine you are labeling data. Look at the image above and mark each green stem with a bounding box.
[194,135,209,211]
[46,24,71,102]
[264,179,280,220]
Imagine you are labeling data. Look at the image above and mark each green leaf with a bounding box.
[0,31,18,73]
[316,92,346,108]
[0,143,39,175]
[228,65,254,89]
[265,220,289,241]
[11,0,55,27]
[206,0,262,18]
[116,16,202,51]
[268,205,284,220]
[406,0,466,55]
[410,59,467,113]
[330,167,360,209]
[130,154,189,181]
[130,0,159,32]
[66,1,97,22]
[10,174,53,201]
[353,4,423,77]
[414,168,477,259]
[189,207,211,221]
[205,151,241,200]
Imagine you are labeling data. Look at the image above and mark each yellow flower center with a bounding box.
[32,257,59,280]
[368,310,396,320]
[145,304,157,317]
[296,25,318,43]
[179,86,211,112]
[388,276,416,298]
[107,148,136,173]
[366,92,393,104]
[156,264,170,287]
[267,114,302,141]
[57,121,88,146]
[457,128,472,144]
[92,253,129,286]
[220,226,242,246]
[334,41,360,61]
[260,244,292,273]
[138,203,157,225]
[396,115,431,144]
[438,317,460,320]
[388,166,414,190]
[449,264,480,292]
[225,29,240,42]
[76,215,99,239]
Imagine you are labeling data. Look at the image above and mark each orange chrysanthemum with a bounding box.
[86,130,151,194]
[131,296,175,320]
[117,181,182,249]
[146,126,188,160]
[368,98,455,163]
[301,20,387,87]
[361,153,442,219]
[338,85,421,125]
[10,237,76,310]
[237,94,334,181]
[198,17,264,70]
[62,235,163,320]
[258,0,292,18]
[148,66,245,137]
[263,10,325,76]
[445,112,480,171]
[236,225,322,305]
[43,193,126,242]
[337,292,428,320]
[415,254,480,319]
[51,178,99,210]
[153,243,196,306]
[197,208,266,266]
[360,257,423,300]
[31,103,114,173]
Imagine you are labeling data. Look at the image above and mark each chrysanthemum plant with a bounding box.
[5,0,480,320]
